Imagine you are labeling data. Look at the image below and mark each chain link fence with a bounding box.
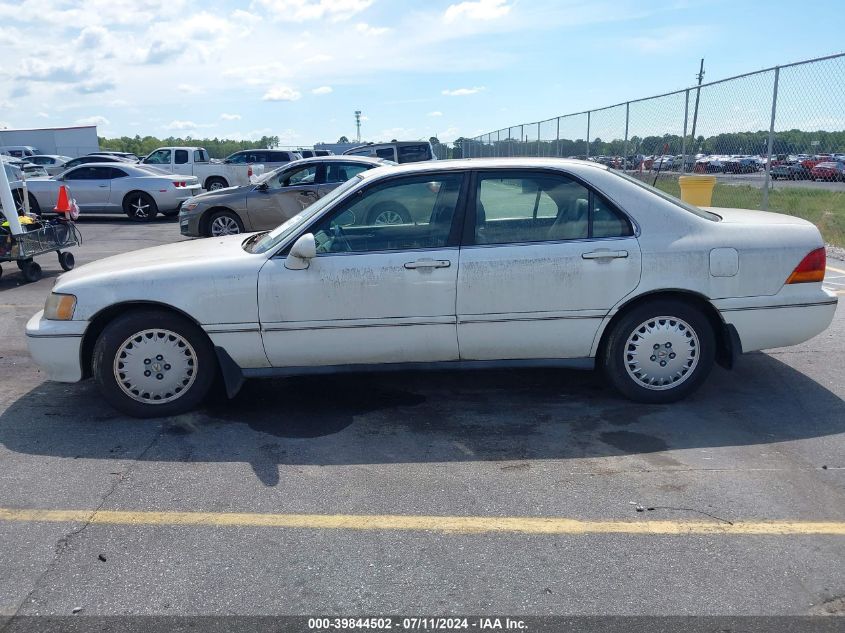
[463,53,845,247]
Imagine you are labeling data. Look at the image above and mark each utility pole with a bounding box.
[354,110,362,143]
[688,58,705,160]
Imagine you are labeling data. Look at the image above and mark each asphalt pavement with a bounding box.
[0,216,844,620]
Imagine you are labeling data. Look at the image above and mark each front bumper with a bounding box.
[179,207,204,237]
[25,310,86,382]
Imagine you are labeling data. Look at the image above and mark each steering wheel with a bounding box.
[330,224,352,252]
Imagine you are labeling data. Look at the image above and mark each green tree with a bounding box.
[337,135,349,143]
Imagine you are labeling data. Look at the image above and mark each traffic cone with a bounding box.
[54,185,72,213]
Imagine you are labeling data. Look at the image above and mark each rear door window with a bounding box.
[174,150,189,165]
[397,144,432,163]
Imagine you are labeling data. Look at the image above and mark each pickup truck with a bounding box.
[140,146,262,191]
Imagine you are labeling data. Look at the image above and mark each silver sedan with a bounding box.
[178,155,389,237]
[22,163,201,220]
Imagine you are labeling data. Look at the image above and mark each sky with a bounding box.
[0,0,843,146]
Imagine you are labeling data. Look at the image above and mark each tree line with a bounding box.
[461,129,845,158]
[98,135,282,159]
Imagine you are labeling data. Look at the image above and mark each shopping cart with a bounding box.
[0,219,81,282]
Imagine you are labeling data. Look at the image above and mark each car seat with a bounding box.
[547,198,588,240]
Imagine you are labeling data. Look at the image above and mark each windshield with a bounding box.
[613,170,721,221]
[245,175,364,254]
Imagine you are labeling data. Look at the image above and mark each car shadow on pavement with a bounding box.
[1,353,843,486]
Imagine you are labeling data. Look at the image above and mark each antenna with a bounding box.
[354,110,362,143]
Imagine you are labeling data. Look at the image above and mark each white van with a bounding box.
[343,141,435,164]
[0,145,40,158]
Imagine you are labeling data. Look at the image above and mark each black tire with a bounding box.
[206,210,244,237]
[601,299,715,404]
[367,202,412,225]
[58,251,75,271]
[123,192,158,221]
[92,309,218,418]
[21,260,42,283]
[205,177,228,191]
[13,190,41,216]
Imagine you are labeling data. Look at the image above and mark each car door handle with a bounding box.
[98,184,108,188]
[582,250,628,260]
[404,259,451,270]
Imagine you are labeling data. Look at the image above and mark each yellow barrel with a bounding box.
[678,175,716,206]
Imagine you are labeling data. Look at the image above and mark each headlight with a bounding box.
[44,293,76,320]
[182,200,199,211]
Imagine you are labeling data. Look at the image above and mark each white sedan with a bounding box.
[26,158,837,417]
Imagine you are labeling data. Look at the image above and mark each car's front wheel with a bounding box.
[602,300,714,404]
[207,210,244,237]
[93,310,218,418]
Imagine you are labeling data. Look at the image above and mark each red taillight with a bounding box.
[786,247,826,284]
[172,181,187,187]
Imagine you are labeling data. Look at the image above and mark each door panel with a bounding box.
[258,171,467,367]
[258,250,459,367]
[457,170,642,360]
[457,240,641,359]
[62,167,112,211]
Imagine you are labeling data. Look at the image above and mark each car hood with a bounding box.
[54,234,264,293]
[193,184,251,200]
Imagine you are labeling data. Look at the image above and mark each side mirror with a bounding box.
[285,233,316,270]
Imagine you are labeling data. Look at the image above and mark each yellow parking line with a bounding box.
[827,265,845,275]
[1,508,844,535]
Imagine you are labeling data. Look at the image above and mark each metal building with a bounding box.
[0,125,99,157]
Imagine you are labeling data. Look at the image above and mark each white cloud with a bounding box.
[438,126,461,142]
[177,83,204,94]
[380,127,416,140]
[76,115,110,126]
[16,58,90,83]
[444,0,511,23]
[75,79,115,94]
[251,0,373,22]
[0,100,13,109]
[36,112,49,119]
[74,25,109,50]
[231,9,261,23]
[263,85,302,101]
[163,120,215,131]
[220,113,242,120]
[442,86,486,96]
[304,54,333,64]
[109,99,128,107]
[312,86,333,95]
[355,22,390,36]
[428,111,443,117]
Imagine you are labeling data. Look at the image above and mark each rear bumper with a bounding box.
[715,288,837,353]
[158,187,201,212]
[25,310,86,382]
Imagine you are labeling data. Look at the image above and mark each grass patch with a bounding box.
[653,178,845,247]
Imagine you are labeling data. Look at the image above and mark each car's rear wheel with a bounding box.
[207,210,244,237]
[93,309,217,418]
[602,300,714,404]
[123,192,158,221]
[205,177,228,191]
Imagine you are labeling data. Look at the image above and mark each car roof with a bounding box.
[358,157,610,180]
[286,155,387,166]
